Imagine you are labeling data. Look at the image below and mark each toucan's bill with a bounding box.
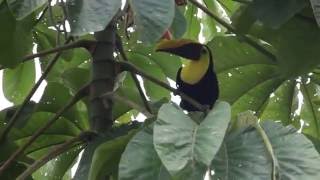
[155,39,204,60]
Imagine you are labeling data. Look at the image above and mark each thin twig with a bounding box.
[115,34,153,114]
[23,40,95,62]
[102,92,154,118]
[0,38,72,143]
[34,5,49,26]
[118,61,207,112]
[17,131,95,180]
[59,0,69,40]
[0,85,88,176]
[188,0,277,62]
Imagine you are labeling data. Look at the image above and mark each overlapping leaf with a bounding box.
[0,3,34,68]
[2,61,35,104]
[212,121,320,179]
[7,0,47,20]
[129,0,175,43]
[67,0,122,36]
[119,126,171,180]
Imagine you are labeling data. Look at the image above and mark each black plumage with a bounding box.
[176,47,219,111]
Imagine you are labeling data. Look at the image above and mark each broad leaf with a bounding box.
[2,61,35,104]
[37,82,88,130]
[171,6,187,39]
[33,146,82,180]
[75,125,139,180]
[129,0,175,43]
[1,101,37,128]
[153,102,231,176]
[212,121,320,179]
[183,4,200,41]
[7,0,46,20]
[248,0,307,28]
[119,126,171,180]
[88,131,136,180]
[0,3,34,68]
[67,0,122,36]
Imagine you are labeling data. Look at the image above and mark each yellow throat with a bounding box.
[180,55,210,85]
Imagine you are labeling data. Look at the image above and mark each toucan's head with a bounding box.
[155,39,210,61]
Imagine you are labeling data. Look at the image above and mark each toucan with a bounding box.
[156,39,219,111]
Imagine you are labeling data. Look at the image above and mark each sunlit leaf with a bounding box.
[2,61,35,104]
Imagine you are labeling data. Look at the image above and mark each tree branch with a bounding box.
[16,131,96,180]
[115,34,153,114]
[23,40,95,62]
[188,0,277,62]
[118,61,207,112]
[0,85,89,176]
[0,38,72,143]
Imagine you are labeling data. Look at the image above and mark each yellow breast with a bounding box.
[180,57,209,85]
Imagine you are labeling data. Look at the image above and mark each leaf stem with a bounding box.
[0,85,88,176]
[23,40,95,62]
[254,123,279,180]
[188,0,277,62]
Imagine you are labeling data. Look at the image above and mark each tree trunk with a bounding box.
[90,23,116,132]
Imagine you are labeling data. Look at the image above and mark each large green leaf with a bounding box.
[153,102,231,177]
[170,6,187,39]
[37,82,88,130]
[0,3,34,68]
[264,121,320,179]
[212,121,320,179]
[119,126,171,180]
[7,0,46,20]
[2,61,35,104]
[129,0,175,43]
[248,0,307,28]
[35,26,91,83]
[75,125,139,180]
[183,4,200,41]
[127,51,170,101]
[1,101,37,128]
[212,127,271,179]
[61,68,90,93]
[208,36,280,118]
[88,131,136,180]
[201,0,228,42]
[252,17,320,78]
[33,146,82,180]
[67,0,122,36]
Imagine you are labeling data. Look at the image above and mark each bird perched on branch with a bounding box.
[156,39,219,111]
